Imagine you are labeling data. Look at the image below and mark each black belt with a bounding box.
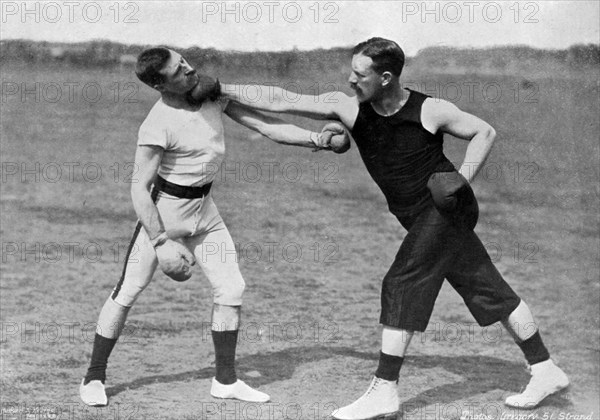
[154,176,212,199]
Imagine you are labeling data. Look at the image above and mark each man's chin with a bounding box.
[185,81,204,106]
[187,79,200,94]
[355,93,368,103]
[351,89,366,102]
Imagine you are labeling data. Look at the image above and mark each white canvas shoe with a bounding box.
[210,378,270,403]
[79,379,108,407]
[505,359,569,409]
[331,377,400,420]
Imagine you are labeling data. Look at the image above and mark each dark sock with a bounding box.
[374,351,404,381]
[84,334,118,384]
[212,330,238,385]
[517,331,550,365]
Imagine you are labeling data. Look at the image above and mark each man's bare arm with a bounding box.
[423,99,497,183]
[224,102,331,149]
[221,83,359,128]
[130,145,166,241]
[130,144,196,280]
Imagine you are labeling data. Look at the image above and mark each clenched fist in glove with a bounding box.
[186,74,221,106]
[320,122,351,154]
[152,233,196,282]
[427,171,479,230]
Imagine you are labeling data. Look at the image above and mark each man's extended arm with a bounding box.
[224,102,335,149]
[423,99,497,183]
[220,83,359,128]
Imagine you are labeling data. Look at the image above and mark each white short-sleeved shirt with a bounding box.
[137,98,229,186]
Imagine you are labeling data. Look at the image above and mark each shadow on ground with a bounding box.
[106,346,573,410]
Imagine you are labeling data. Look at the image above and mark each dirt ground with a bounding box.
[1,64,598,419]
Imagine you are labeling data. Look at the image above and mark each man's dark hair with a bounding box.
[135,47,171,87]
[352,37,405,76]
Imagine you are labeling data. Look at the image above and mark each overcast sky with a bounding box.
[1,1,598,55]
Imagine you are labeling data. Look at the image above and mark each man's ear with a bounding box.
[380,71,393,87]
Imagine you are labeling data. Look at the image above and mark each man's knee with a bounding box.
[108,296,130,309]
[230,277,246,303]
[214,276,245,306]
[111,281,147,307]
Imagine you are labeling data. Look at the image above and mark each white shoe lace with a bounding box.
[364,378,383,397]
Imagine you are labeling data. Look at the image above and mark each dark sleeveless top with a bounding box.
[351,90,455,216]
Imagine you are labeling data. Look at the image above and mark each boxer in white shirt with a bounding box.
[79,47,343,407]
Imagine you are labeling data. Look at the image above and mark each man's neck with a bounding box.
[371,84,407,117]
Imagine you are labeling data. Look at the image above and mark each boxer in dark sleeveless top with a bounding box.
[352,89,457,218]
[221,38,569,419]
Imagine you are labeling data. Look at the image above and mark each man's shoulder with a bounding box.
[141,98,167,121]
[422,96,459,115]
[330,93,359,129]
[421,97,461,134]
[140,98,193,130]
[138,99,174,140]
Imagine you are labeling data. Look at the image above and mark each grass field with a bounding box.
[1,61,598,420]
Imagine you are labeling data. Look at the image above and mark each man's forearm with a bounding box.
[226,103,326,149]
[260,122,320,148]
[131,188,166,241]
[458,127,496,183]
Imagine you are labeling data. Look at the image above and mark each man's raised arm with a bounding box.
[221,83,359,128]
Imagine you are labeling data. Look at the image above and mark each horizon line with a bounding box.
[2,37,598,57]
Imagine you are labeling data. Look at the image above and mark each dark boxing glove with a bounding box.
[427,171,479,230]
[187,75,221,106]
